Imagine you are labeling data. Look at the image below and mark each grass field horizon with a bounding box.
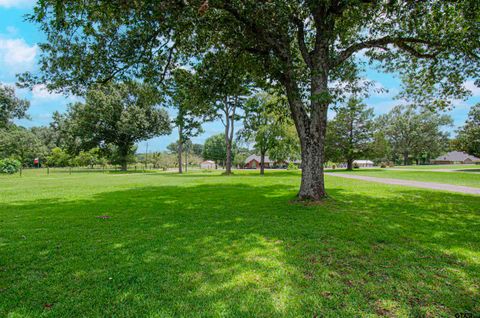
[1,170,479,317]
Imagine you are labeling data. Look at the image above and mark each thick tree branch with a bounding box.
[293,17,313,68]
[333,36,440,67]
[212,2,289,62]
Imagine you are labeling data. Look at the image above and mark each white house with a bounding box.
[353,160,374,167]
[200,160,215,169]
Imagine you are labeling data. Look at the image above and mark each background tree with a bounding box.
[46,147,71,167]
[325,97,375,170]
[379,105,452,165]
[239,92,298,174]
[0,126,46,166]
[166,139,197,170]
[203,134,231,169]
[370,131,392,165]
[191,143,204,157]
[268,124,301,166]
[149,152,177,170]
[30,126,61,153]
[0,84,29,129]
[232,147,252,169]
[73,148,102,168]
[456,104,480,158]
[169,69,209,173]
[23,1,480,200]
[196,51,251,175]
[61,82,171,170]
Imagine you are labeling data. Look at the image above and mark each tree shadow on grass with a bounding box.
[455,169,480,173]
[0,182,479,317]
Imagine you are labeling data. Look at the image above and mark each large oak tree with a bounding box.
[22,0,480,200]
[58,82,171,170]
[378,105,453,165]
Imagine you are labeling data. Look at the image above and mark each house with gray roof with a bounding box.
[432,151,480,164]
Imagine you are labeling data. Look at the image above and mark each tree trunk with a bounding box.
[347,159,353,171]
[119,146,129,171]
[298,136,327,200]
[178,126,183,174]
[225,134,232,174]
[260,151,265,175]
[185,146,188,173]
[223,96,234,175]
[403,152,409,166]
[281,59,329,200]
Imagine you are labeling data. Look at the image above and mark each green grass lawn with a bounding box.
[329,169,480,188]
[1,170,479,317]
[390,164,479,170]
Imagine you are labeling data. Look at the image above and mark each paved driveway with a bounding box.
[326,173,480,195]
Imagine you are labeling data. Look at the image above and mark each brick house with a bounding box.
[244,155,272,169]
[431,151,480,164]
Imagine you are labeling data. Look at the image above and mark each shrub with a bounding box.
[287,162,298,170]
[331,164,336,169]
[0,158,21,174]
[353,162,360,169]
[380,162,387,168]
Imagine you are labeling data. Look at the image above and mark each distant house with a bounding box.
[353,160,374,167]
[244,154,301,169]
[200,160,215,169]
[244,155,272,169]
[432,151,480,164]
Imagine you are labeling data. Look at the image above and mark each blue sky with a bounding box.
[1,1,478,152]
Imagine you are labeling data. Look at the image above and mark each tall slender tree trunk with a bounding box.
[178,126,183,174]
[403,152,409,166]
[224,115,231,174]
[185,146,188,173]
[260,150,266,175]
[223,96,236,175]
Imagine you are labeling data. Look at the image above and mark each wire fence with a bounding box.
[15,165,205,177]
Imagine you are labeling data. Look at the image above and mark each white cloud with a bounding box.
[0,37,37,72]
[464,80,480,97]
[31,84,63,100]
[0,0,35,9]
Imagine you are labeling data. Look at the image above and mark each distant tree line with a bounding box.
[2,80,479,175]
[325,98,456,168]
